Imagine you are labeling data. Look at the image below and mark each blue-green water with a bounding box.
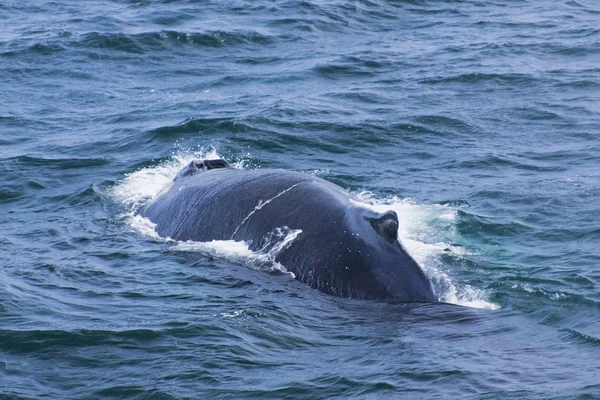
[1,1,600,398]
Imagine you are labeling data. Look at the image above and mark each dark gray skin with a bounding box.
[141,159,436,302]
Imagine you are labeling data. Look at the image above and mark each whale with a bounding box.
[140,159,436,302]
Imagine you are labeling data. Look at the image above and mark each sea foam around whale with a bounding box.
[113,149,499,310]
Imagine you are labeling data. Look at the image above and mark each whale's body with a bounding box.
[141,159,436,302]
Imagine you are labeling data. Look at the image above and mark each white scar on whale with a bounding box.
[231,182,304,238]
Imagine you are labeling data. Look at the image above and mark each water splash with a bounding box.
[175,228,301,278]
[112,148,222,210]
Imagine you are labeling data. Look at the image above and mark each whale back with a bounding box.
[142,163,326,242]
[140,160,436,302]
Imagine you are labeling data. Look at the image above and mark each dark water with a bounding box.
[2,0,600,398]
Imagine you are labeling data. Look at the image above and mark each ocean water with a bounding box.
[1,0,599,398]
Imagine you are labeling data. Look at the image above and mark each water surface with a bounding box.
[1,0,600,398]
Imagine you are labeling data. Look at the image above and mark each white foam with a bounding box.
[174,229,301,278]
[112,148,222,210]
[221,310,244,318]
[127,214,162,240]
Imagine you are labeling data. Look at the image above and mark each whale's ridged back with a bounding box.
[141,168,340,242]
[140,165,436,302]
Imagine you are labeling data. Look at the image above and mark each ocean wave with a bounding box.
[148,117,257,139]
[410,115,478,132]
[0,324,242,353]
[76,30,274,53]
[76,32,146,54]
[1,42,66,57]
[314,63,378,79]
[562,328,600,346]
[455,209,532,239]
[7,156,110,170]
[449,154,568,173]
[0,189,24,204]
[267,17,346,35]
[1,29,277,58]
[420,72,535,85]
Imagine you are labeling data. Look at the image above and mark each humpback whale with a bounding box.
[141,159,436,302]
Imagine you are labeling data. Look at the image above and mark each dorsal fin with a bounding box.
[365,211,399,242]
